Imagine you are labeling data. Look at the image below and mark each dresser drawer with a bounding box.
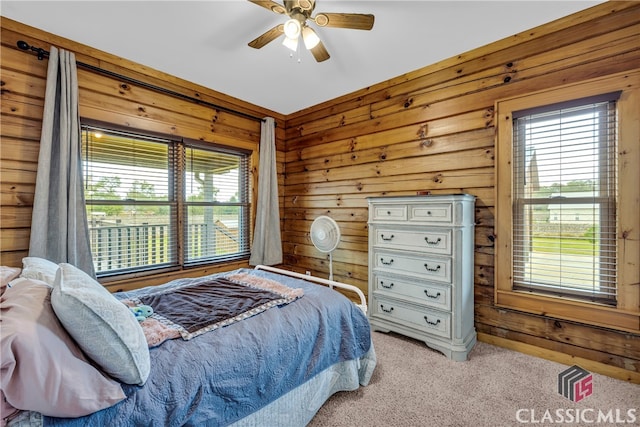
[371,204,408,221]
[371,295,451,339]
[374,274,451,311]
[373,228,452,255]
[408,203,453,224]
[373,250,451,283]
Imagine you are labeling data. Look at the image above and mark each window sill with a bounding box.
[495,290,640,333]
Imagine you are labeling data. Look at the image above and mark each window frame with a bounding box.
[181,139,252,267]
[82,124,180,277]
[494,70,640,333]
[81,121,252,279]
[511,97,618,304]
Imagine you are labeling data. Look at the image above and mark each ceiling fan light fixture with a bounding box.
[283,18,301,39]
[282,36,299,51]
[302,26,320,49]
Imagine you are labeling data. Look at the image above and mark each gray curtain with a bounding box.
[249,117,283,266]
[29,46,96,278]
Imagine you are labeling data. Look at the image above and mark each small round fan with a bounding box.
[310,215,341,280]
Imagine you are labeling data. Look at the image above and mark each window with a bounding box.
[183,143,250,266]
[495,71,640,332]
[512,94,618,304]
[81,124,251,277]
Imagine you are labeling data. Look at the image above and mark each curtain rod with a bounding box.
[17,40,266,123]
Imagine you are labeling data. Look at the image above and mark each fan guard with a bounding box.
[310,215,340,252]
[310,215,341,280]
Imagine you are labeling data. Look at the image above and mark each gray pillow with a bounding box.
[51,263,150,385]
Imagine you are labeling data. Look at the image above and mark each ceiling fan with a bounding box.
[247,0,375,62]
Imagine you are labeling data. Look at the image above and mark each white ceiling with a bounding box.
[2,0,604,115]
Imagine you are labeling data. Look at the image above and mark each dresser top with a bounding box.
[367,194,475,203]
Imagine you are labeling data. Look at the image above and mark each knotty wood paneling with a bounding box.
[1,3,639,379]
[0,18,286,282]
[281,2,640,377]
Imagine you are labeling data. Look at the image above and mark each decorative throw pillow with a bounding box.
[51,263,150,385]
[0,278,125,417]
[19,257,59,285]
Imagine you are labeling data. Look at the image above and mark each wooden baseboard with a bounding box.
[477,332,640,384]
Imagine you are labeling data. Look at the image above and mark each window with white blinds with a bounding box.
[512,94,619,304]
[183,143,250,266]
[81,124,250,276]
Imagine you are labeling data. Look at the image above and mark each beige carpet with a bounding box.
[309,331,639,427]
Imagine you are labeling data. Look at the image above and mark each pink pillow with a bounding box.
[0,278,126,417]
[0,266,21,296]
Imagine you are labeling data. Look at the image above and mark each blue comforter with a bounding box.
[43,268,372,427]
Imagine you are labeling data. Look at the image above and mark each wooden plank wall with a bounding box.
[281,2,640,377]
[0,17,286,290]
[1,4,639,379]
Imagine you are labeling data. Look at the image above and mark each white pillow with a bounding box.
[51,263,150,385]
[20,257,59,285]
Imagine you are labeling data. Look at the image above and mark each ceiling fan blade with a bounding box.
[314,13,374,30]
[247,0,286,14]
[309,39,330,62]
[248,24,284,49]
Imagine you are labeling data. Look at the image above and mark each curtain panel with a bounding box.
[249,117,283,266]
[29,46,95,278]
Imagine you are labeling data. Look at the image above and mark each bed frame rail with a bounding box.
[254,265,367,315]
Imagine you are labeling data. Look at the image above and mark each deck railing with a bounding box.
[89,223,240,273]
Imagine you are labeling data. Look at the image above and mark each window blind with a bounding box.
[183,143,251,265]
[82,125,178,275]
[82,125,253,276]
[512,97,618,303]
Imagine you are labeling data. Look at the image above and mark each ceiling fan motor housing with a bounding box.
[285,0,315,14]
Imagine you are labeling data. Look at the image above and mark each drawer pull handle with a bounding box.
[380,258,394,266]
[381,234,395,241]
[427,211,432,215]
[380,305,394,313]
[387,211,392,215]
[423,263,441,272]
[380,281,394,289]
[424,290,441,299]
[424,237,442,245]
[424,316,441,326]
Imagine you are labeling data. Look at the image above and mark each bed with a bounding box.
[1,261,376,427]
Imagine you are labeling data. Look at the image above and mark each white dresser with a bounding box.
[367,194,476,361]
